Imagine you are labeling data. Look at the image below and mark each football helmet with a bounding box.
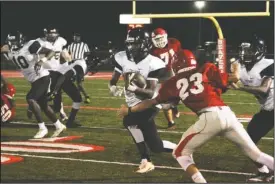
[73,33,81,43]
[44,26,59,42]
[125,27,151,63]
[172,49,197,74]
[151,28,168,48]
[6,31,25,51]
[2,83,16,98]
[238,35,266,66]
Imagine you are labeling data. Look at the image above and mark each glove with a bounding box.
[84,96,91,104]
[109,85,124,97]
[47,90,58,101]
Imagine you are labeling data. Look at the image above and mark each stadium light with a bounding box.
[194,1,206,46]
[194,1,206,10]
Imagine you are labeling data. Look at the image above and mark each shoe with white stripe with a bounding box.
[51,123,67,138]
[33,129,48,139]
[136,159,155,173]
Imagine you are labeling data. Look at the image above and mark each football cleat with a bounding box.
[167,122,176,130]
[51,123,67,138]
[136,159,155,173]
[247,172,274,182]
[33,128,48,139]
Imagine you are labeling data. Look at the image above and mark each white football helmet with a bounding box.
[151,28,168,48]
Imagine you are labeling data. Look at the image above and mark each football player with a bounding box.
[1,75,16,124]
[118,45,274,183]
[109,27,176,173]
[35,26,69,121]
[229,36,274,182]
[2,31,66,138]
[151,28,181,129]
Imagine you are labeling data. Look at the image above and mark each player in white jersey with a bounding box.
[2,31,66,139]
[109,28,176,173]
[35,26,69,121]
[229,36,274,182]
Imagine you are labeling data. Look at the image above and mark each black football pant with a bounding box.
[247,109,274,144]
[123,107,171,161]
[49,71,63,113]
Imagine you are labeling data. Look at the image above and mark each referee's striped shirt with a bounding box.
[67,42,90,60]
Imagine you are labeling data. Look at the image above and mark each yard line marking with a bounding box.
[1,152,255,176]
[9,121,274,140]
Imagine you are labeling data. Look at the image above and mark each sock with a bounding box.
[38,122,47,130]
[54,119,62,129]
[163,140,177,152]
[60,103,66,116]
[67,108,79,124]
[191,172,207,183]
[256,152,274,171]
[258,165,269,173]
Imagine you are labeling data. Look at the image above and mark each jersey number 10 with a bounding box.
[176,73,204,101]
[12,56,29,69]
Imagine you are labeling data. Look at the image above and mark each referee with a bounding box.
[67,33,91,103]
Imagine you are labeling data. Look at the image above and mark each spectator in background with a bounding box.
[67,33,91,103]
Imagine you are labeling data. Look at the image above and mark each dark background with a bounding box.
[1,1,274,53]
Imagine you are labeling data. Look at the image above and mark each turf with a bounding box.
[1,77,274,183]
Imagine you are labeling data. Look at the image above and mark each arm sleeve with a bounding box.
[113,55,122,74]
[147,68,167,81]
[207,64,228,89]
[84,44,90,52]
[260,64,274,78]
[28,41,42,54]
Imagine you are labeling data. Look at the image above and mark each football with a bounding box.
[124,72,147,89]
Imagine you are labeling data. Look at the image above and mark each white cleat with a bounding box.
[33,129,48,139]
[51,124,67,138]
[136,159,155,173]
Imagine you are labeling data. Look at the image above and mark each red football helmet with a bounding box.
[172,49,197,74]
[151,28,168,48]
[4,83,16,98]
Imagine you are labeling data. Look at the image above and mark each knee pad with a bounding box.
[176,155,195,171]
[72,102,81,110]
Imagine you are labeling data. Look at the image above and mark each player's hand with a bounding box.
[84,96,91,104]
[125,83,138,92]
[47,91,57,101]
[117,104,129,118]
[228,81,243,90]
[34,61,43,75]
[109,85,124,97]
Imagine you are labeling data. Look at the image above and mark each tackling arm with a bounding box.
[239,77,272,96]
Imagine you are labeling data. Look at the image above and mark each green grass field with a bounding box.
[1,76,274,183]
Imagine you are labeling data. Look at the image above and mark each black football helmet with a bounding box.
[238,35,266,67]
[125,27,152,63]
[6,31,25,51]
[44,26,59,42]
[194,42,215,66]
[73,33,81,43]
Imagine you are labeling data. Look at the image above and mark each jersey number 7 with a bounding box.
[160,49,175,65]
[176,73,204,100]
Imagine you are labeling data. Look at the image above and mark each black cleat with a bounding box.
[247,172,274,182]
[167,122,176,130]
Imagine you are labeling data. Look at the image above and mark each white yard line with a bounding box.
[9,121,274,140]
[1,152,255,176]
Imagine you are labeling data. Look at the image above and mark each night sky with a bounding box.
[1,1,274,53]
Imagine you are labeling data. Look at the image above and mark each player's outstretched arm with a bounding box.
[118,98,158,117]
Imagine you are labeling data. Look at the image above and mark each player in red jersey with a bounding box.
[1,75,16,123]
[118,46,274,183]
[151,28,182,129]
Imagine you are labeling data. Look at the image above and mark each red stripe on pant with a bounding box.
[174,133,199,158]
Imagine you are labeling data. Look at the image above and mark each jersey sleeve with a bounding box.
[207,64,228,89]
[155,76,180,104]
[60,37,68,50]
[28,41,42,54]
[84,43,90,52]
[147,56,166,81]
[260,63,274,78]
[113,52,123,73]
